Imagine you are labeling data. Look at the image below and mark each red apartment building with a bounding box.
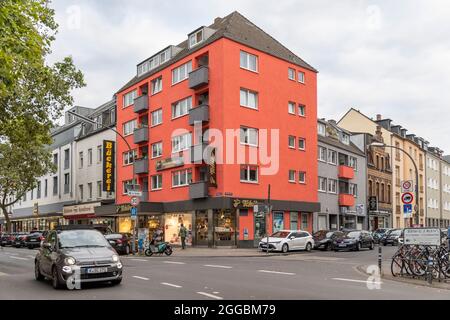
[96,11,320,248]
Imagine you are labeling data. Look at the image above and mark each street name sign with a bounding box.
[404,228,441,246]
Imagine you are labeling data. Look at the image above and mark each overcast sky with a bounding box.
[48,0,450,153]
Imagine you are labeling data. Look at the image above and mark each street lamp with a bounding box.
[369,142,420,227]
[67,110,140,254]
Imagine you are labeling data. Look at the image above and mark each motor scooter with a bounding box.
[144,239,173,256]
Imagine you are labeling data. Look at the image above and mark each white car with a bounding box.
[258,230,314,253]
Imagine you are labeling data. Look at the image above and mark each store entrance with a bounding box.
[214,209,236,246]
[254,211,266,247]
[195,210,209,246]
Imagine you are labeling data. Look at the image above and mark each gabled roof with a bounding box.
[118,11,317,93]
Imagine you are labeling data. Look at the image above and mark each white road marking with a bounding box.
[129,259,147,262]
[332,278,383,285]
[9,256,29,261]
[132,276,150,281]
[27,255,36,259]
[213,291,220,294]
[161,282,182,288]
[203,264,232,269]
[8,253,18,256]
[258,270,295,275]
[197,292,224,300]
[163,261,185,265]
[0,272,8,277]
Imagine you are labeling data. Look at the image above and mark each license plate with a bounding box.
[30,239,37,242]
[87,267,108,274]
[338,244,346,247]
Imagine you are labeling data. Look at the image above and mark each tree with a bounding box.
[0,0,85,231]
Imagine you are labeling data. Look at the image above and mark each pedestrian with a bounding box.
[179,223,187,250]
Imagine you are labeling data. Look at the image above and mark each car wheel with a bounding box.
[34,262,44,281]
[305,243,312,252]
[52,266,63,290]
[281,243,289,254]
[370,242,374,250]
[111,278,122,286]
[125,245,130,255]
[356,242,361,251]
[327,243,333,251]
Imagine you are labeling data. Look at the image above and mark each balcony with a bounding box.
[191,142,209,164]
[189,104,209,125]
[189,181,209,199]
[133,126,148,144]
[189,66,209,90]
[133,158,149,175]
[338,165,354,180]
[339,194,355,207]
[133,95,149,113]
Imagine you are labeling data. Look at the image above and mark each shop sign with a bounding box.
[233,199,258,208]
[102,140,115,192]
[356,204,365,216]
[209,148,217,187]
[116,204,132,214]
[156,156,184,171]
[63,202,101,217]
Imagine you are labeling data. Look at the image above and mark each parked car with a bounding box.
[1,233,11,246]
[26,231,47,249]
[333,230,374,251]
[313,230,345,251]
[372,228,392,244]
[105,233,132,255]
[380,229,402,246]
[13,233,29,248]
[35,225,123,289]
[258,230,314,253]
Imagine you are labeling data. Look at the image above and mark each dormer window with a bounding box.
[318,123,326,136]
[342,133,350,145]
[189,29,204,48]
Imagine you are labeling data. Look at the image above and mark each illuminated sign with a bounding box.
[209,148,217,187]
[102,140,115,192]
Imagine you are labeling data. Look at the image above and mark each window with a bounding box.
[328,179,337,193]
[318,123,326,136]
[172,96,192,118]
[172,61,192,84]
[240,51,258,72]
[288,68,296,80]
[152,142,163,158]
[240,165,258,183]
[79,185,83,200]
[44,179,48,198]
[288,135,296,149]
[240,88,258,109]
[289,170,296,182]
[328,150,337,164]
[189,29,204,47]
[290,212,298,230]
[53,176,58,195]
[319,177,327,192]
[30,189,33,200]
[97,145,102,162]
[301,213,308,229]
[298,104,306,117]
[79,152,83,169]
[288,102,296,114]
[349,183,358,197]
[151,109,163,126]
[342,134,350,145]
[318,146,327,162]
[53,153,58,168]
[299,171,306,184]
[172,133,192,153]
[122,179,137,194]
[172,169,192,187]
[64,173,70,194]
[240,127,258,146]
[97,181,102,198]
[349,156,358,170]
[88,149,93,166]
[123,119,137,136]
[123,150,137,165]
[64,149,70,169]
[37,181,41,199]
[298,71,305,83]
[298,138,306,150]
[151,76,162,94]
[88,183,92,199]
[123,90,137,108]
[151,175,163,190]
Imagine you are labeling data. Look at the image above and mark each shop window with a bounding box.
[273,212,284,233]
[165,213,192,246]
[215,210,235,246]
[290,212,298,230]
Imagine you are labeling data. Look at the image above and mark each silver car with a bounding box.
[259,230,314,253]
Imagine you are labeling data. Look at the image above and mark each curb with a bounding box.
[123,252,307,259]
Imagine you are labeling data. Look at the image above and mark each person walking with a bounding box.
[179,224,187,250]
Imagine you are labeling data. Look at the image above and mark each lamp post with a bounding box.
[67,110,140,254]
[369,142,420,227]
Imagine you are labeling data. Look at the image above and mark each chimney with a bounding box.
[376,114,382,121]
[375,125,384,142]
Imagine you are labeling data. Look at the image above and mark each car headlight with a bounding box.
[65,257,76,265]
[112,254,119,262]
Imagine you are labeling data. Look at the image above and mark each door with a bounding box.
[41,231,56,276]
[318,215,327,231]
[287,232,299,249]
[297,232,309,249]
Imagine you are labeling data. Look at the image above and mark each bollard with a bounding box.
[378,246,382,276]
[427,256,433,285]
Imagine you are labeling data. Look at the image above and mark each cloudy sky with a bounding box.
[48,0,450,152]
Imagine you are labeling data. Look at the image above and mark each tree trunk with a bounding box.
[0,206,12,233]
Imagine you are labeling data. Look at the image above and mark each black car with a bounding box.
[26,231,47,249]
[372,228,392,244]
[13,233,29,248]
[35,225,123,289]
[1,233,11,246]
[105,233,132,255]
[380,229,402,246]
[333,230,374,251]
[313,230,345,251]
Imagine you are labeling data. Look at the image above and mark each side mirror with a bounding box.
[108,240,115,246]
[289,236,295,240]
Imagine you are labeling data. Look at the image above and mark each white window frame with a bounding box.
[97,145,102,163]
[123,119,137,136]
[298,138,306,151]
[288,170,296,183]
[318,123,326,136]
[288,68,296,81]
[172,169,192,187]
[189,29,204,48]
[171,133,192,153]
[122,179,137,195]
[288,102,296,114]
[349,156,358,171]
[240,127,259,147]
[299,171,306,184]
[151,175,163,190]
[328,150,337,165]
[172,96,192,119]
[318,146,327,162]
[123,90,137,108]
[298,71,305,83]
[328,179,337,194]
[288,135,296,149]
[151,76,162,95]
[319,177,327,192]
[151,109,163,126]
[123,150,137,166]
[349,183,358,197]
[79,151,83,169]
[151,142,163,159]
[240,165,259,183]
[298,104,306,117]
[87,149,93,166]
[240,88,258,110]
[240,50,258,72]
[172,61,192,85]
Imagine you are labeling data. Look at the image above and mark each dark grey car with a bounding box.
[35,228,123,289]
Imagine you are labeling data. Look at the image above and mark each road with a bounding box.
[0,245,448,299]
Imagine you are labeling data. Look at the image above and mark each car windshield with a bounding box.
[346,231,361,238]
[58,230,110,248]
[271,231,290,238]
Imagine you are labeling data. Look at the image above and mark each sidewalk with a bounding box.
[132,247,281,258]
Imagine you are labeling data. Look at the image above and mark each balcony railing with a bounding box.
[191,142,208,164]
[133,158,149,175]
[134,95,149,113]
[338,165,354,180]
[133,126,148,144]
[339,194,355,207]
[189,104,209,125]
[189,66,209,90]
[189,181,209,199]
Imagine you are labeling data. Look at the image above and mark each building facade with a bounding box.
[98,11,320,247]
[316,119,367,231]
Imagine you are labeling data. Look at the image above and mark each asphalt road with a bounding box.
[0,245,448,300]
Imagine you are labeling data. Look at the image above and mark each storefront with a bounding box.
[63,202,101,225]
[369,210,391,231]
[164,212,193,246]
[11,215,66,232]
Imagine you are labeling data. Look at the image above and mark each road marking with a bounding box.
[9,256,29,261]
[0,272,8,277]
[132,276,150,281]
[332,278,383,285]
[203,264,232,269]
[197,292,223,300]
[258,270,295,275]
[129,259,147,262]
[8,253,18,256]
[27,255,36,259]
[161,282,182,288]
[163,261,185,265]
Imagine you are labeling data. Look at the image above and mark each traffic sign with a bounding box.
[401,192,414,204]
[403,204,412,215]
[401,180,414,193]
[130,207,137,220]
[130,196,140,207]
[127,190,142,197]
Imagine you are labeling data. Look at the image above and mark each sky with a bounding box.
[48,0,450,153]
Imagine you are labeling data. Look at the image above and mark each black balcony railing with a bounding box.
[133,126,148,144]
[189,181,209,199]
[189,104,209,125]
[133,158,149,174]
[189,66,209,90]
[134,95,149,113]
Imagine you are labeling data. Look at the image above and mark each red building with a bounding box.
[99,11,320,247]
